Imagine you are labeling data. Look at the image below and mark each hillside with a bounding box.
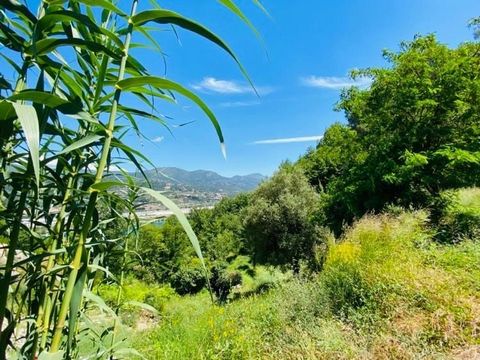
[134,167,266,208]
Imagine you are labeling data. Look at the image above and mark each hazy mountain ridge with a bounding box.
[143,167,266,194]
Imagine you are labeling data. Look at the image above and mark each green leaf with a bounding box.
[90,181,125,192]
[68,267,87,354]
[83,290,117,317]
[36,10,124,49]
[130,9,254,92]
[8,90,83,115]
[141,187,206,270]
[124,300,159,315]
[12,102,40,186]
[76,0,127,17]
[117,76,226,158]
[59,134,103,155]
[28,38,122,60]
[218,0,261,40]
[9,91,68,108]
[252,0,271,18]
[0,101,17,122]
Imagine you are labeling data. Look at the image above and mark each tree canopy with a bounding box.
[298,34,480,232]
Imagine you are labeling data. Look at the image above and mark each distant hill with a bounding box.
[145,167,265,194]
[132,167,266,208]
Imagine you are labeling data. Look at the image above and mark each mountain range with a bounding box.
[133,167,266,208]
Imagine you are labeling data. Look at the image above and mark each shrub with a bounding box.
[321,212,428,325]
[210,263,243,302]
[243,163,328,271]
[435,188,480,243]
[170,259,207,295]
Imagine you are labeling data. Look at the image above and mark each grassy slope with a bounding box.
[133,195,480,359]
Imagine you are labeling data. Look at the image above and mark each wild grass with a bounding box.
[134,204,480,359]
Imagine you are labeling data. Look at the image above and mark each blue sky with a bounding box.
[124,1,478,176]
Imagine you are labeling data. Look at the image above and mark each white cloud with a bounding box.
[253,135,324,144]
[192,77,274,95]
[152,136,164,143]
[301,75,371,89]
[219,100,261,108]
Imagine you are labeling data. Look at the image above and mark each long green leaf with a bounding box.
[28,38,122,59]
[90,181,125,192]
[9,91,68,108]
[36,10,124,49]
[141,187,206,269]
[59,134,103,155]
[117,76,226,157]
[218,0,261,40]
[12,102,40,186]
[130,9,254,91]
[8,90,84,115]
[76,0,126,17]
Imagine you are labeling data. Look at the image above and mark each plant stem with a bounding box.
[110,224,130,359]
[37,175,75,352]
[49,0,139,352]
[0,59,30,338]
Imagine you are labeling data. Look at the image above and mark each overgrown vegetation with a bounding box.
[1,1,478,358]
[122,26,480,359]
[134,206,480,359]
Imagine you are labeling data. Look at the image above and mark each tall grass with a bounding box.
[0,1,261,358]
[135,208,480,359]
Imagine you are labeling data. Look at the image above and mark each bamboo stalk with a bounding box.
[0,59,31,338]
[49,0,139,352]
[37,175,75,352]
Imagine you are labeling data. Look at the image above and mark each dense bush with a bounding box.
[244,164,328,271]
[189,193,250,261]
[210,262,243,302]
[170,259,207,295]
[435,188,480,243]
[320,209,480,351]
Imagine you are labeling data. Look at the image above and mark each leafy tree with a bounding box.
[244,164,326,272]
[132,220,193,283]
[299,34,480,232]
[189,193,250,261]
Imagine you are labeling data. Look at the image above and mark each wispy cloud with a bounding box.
[152,136,164,143]
[301,75,371,90]
[219,100,262,108]
[253,135,324,145]
[192,77,274,95]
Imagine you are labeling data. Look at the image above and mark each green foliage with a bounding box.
[298,35,480,232]
[170,259,207,296]
[244,163,327,270]
[97,278,175,327]
[210,262,243,302]
[134,209,480,359]
[189,193,250,261]
[321,210,480,352]
[435,187,480,243]
[133,221,192,283]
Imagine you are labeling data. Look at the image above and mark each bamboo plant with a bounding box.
[0,0,262,358]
